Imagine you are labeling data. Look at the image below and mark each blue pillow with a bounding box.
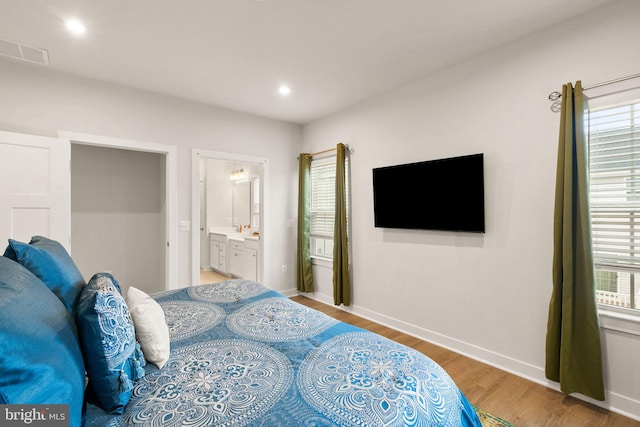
[76,273,145,415]
[4,236,86,313]
[0,256,85,427]
[91,271,122,294]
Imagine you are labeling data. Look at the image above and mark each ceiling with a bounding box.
[0,0,617,124]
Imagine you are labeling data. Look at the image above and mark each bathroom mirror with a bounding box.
[232,181,251,227]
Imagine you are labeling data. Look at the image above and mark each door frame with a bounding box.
[191,149,268,287]
[58,131,178,291]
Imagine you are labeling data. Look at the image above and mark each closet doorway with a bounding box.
[191,149,268,287]
[61,131,177,293]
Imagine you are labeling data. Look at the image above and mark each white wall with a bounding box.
[0,59,302,293]
[71,144,165,295]
[302,0,640,420]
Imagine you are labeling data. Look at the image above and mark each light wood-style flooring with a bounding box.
[200,269,231,284]
[290,295,639,427]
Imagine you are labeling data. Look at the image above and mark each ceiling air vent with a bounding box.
[0,39,49,66]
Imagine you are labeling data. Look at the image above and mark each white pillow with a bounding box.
[126,286,170,369]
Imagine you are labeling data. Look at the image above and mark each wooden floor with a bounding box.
[200,269,231,284]
[290,295,639,427]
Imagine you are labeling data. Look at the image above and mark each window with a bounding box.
[588,98,640,310]
[309,156,349,259]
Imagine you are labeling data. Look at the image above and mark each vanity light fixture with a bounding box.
[230,168,248,182]
[65,18,87,36]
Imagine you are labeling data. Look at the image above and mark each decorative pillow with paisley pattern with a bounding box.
[75,272,146,414]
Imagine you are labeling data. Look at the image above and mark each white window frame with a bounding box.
[309,153,350,261]
[310,156,336,260]
[587,94,640,323]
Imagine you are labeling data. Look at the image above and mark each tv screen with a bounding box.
[372,153,485,233]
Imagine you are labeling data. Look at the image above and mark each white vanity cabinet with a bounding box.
[229,239,244,278]
[228,238,259,281]
[242,239,259,282]
[209,233,228,274]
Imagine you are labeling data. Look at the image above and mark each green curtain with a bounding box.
[333,143,351,306]
[296,153,314,292]
[545,81,605,401]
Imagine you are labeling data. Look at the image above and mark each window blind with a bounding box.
[310,158,336,238]
[588,100,640,269]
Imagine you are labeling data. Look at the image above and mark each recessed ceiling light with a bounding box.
[278,85,291,96]
[65,18,87,36]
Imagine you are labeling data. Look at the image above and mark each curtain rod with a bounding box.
[582,72,640,91]
[298,144,354,159]
[548,72,640,111]
[307,147,337,158]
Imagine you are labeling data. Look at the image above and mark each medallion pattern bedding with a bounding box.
[0,236,481,426]
[86,280,482,426]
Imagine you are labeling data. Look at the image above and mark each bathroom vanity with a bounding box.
[209,228,260,281]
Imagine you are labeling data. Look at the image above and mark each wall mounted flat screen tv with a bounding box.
[372,153,485,233]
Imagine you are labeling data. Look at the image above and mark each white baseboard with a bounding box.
[279,287,299,298]
[289,289,640,422]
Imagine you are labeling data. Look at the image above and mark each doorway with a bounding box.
[70,145,165,295]
[59,131,178,291]
[191,149,268,286]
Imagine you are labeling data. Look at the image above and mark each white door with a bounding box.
[0,131,70,251]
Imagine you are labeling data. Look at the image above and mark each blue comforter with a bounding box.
[85,280,481,426]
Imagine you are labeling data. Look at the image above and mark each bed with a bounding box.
[0,236,482,427]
